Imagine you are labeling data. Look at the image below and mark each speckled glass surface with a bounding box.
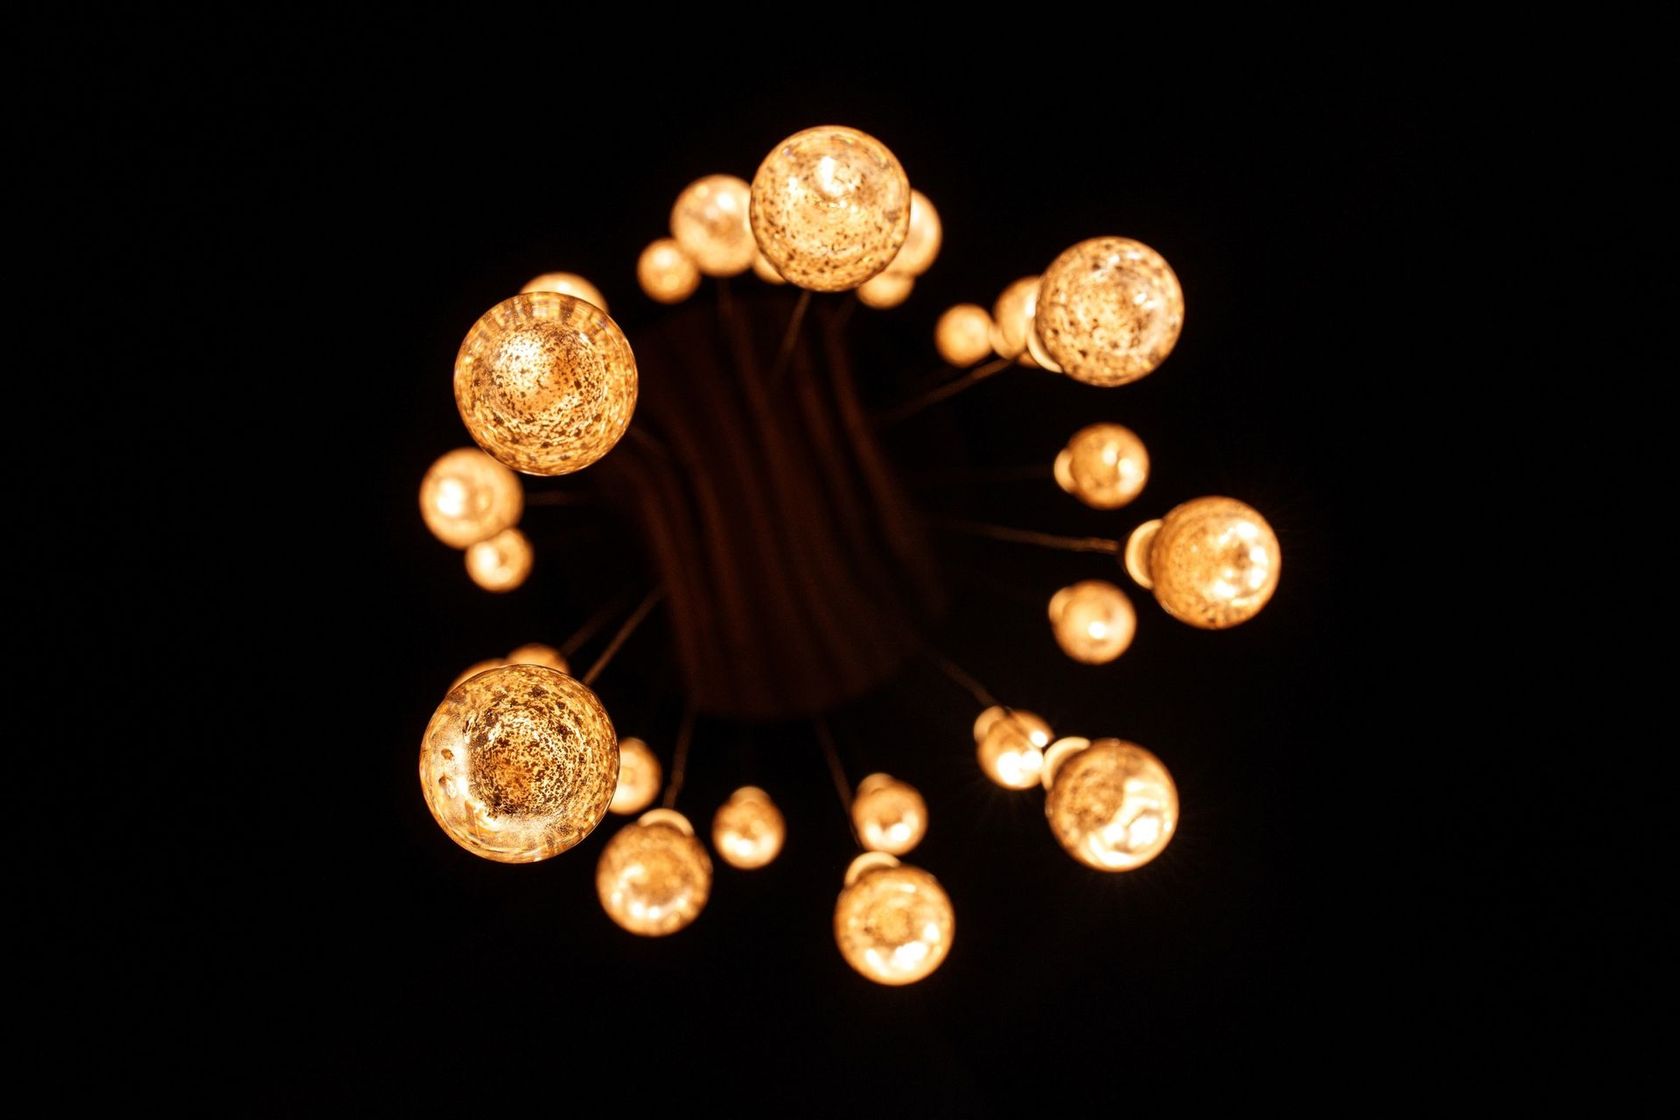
[596,815,712,936]
[607,737,661,815]
[712,786,785,869]
[989,276,1040,359]
[851,774,927,856]
[637,238,701,303]
[419,447,524,549]
[1149,496,1280,629]
[519,271,608,314]
[936,304,992,367]
[464,527,532,591]
[977,709,1052,790]
[888,190,941,276]
[834,862,954,985]
[1048,580,1136,664]
[856,270,913,309]
[1035,237,1183,387]
[1044,740,1177,871]
[1054,423,1148,509]
[671,175,756,277]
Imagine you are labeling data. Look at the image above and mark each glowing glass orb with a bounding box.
[749,125,911,292]
[989,276,1040,359]
[419,448,524,549]
[1048,580,1137,664]
[1025,317,1064,373]
[889,190,941,277]
[596,809,712,936]
[834,854,954,986]
[851,773,927,855]
[450,658,505,689]
[520,271,608,314]
[454,292,638,477]
[935,304,992,367]
[1035,237,1184,387]
[1054,423,1149,510]
[857,270,914,309]
[637,238,701,303]
[1043,738,1178,872]
[976,708,1053,790]
[670,174,756,277]
[712,786,786,869]
[608,736,661,815]
[505,643,568,673]
[464,527,531,592]
[751,251,786,285]
[1146,496,1281,629]
[1124,519,1160,590]
[419,664,618,864]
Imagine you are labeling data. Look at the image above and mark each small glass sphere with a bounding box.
[419,664,618,863]
[608,736,661,815]
[751,251,786,285]
[450,658,505,690]
[1123,519,1161,590]
[889,190,941,277]
[989,276,1040,359]
[936,304,993,367]
[856,270,914,309]
[505,643,568,673]
[419,448,524,549]
[834,854,954,986]
[976,708,1053,790]
[1147,496,1281,629]
[464,528,531,592]
[1043,739,1178,871]
[596,809,712,936]
[670,174,756,277]
[1048,580,1137,664]
[454,292,638,477]
[712,786,786,869]
[637,238,701,304]
[1035,237,1184,387]
[520,271,608,314]
[749,125,911,292]
[1054,423,1149,509]
[851,773,927,856]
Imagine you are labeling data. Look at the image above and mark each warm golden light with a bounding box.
[419,448,524,549]
[1025,317,1064,373]
[520,271,608,314]
[454,292,638,476]
[1054,423,1149,509]
[1043,738,1178,871]
[506,643,568,673]
[450,658,505,689]
[975,707,1053,790]
[751,251,786,285]
[935,304,993,367]
[856,270,913,309]
[608,736,661,815]
[596,809,712,936]
[1048,580,1137,664]
[749,125,911,292]
[851,773,927,855]
[670,174,756,277]
[889,190,941,277]
[1124,519,1161,590]
[834,854,954,986]
[1036,237,1183,387]
[464,528,532,592]
[712,786,786,870]
[1145,497,1281,629]
[419,665,618,863]
[989,276,1040,359]
[637,238,701,304]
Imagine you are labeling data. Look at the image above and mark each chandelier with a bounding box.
[413,125,1282,986]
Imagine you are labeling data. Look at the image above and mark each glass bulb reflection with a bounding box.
[670,174,756,277]
[596,809,712,936]
[1054,423,1148,509]
[1035,237,1183,387]
[990,276,1040,359]
[465,527,532,592]
[1146,496,1281,628]
[1048,580,1137,664]
[712,786,785,869]
[936,304,993,367]
[637,238,700,304]
[889,190,941,276]
[976,708,1053,790]
[1043,739,1178,871]
[834,854,954,986]
[851,773,927,855]
[857,270,913,309]
[608,736,661,815]
[520,271,608,314]
[419,448,524,549]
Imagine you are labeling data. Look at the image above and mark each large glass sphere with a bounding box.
[749,126,911,292]
[419,448,524,549]
[856,270,913,309]
[419,665,618,863]
[834,854,954,986]
[976,708,1053,790]
[608,736,661,815]
[1048,580,1137,664]
[1054,423,1149,510]
[851,773,927,856]
[506,643,567,673]
[1147,497,1281,629]
[990,276,1040,359]
[712,786,785,869]
[520,271,608,314]
[453,292,638,476]
[1043,739,1178,871]
[1035,237,1183,387]
[936,304,993,367]
[637,238,701,303]
[889,190,941,277]
[670,174,756,277]
[596,809,712,936]
[464,527,531,591]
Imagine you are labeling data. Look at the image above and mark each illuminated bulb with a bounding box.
[1048,580,1137,664]
[851,773,927,855]
[1054,423,1149,509]
[989,276,1040,359]
[971,705,1009,743]
[749,125,911,292]
[1035,237,1184,387]
[1042,738,1178,871]
[450,658,505,689]
[418,448,524,549]
[670,174,756,277]
[712,786,786,869]
[935,304,993,367]
[888,190,941,276]
[856,270,914,309]
[520,271,608,314]
[454,292,638,476]
[834,853,954,986]
[1124,519,1160,590]
[596,809,712,936]
[609,736,661,815]
[1025,317,1063,373]
[751,251,786,285]
[505,643,568,673]
[418,664,618,863]
[976,708,1053,790]
[464,528,532,592]
[637,238,701,304]
[1141,496,1281,628]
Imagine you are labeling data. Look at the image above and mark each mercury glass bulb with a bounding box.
[749,125,911,292]
[418,448,524,549]
[888,190,941,277]
[1054,423,1149,509]
[976,708,1053,790]
[834,854,954,986]
[637,238,701,304]
[856,270,914,309]
[751,251,786,285]
[1143,496,1281,629]
[608,736,661,815]
[453,292,638,477]
[464,527,532,592]
[989,276,1040,359]
[449,658,505,690]
[505,643,568,673]
[851,773,928,856]
[1035,237,1184,387]
[670,174,756,277]
[935,304,993,367]
[519,271,608,314]
[418,665,618,863]
[1048,580,1137,664]
[712,786,786,869]
[596,809,712,936]
[1042,739,1178,871]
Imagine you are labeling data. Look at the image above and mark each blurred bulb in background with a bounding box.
[505,643,567,673]
[857,270,914,308]
[851,773,928,855]
[608,736,661,815]
[638,238,701,303]
[887,190,941,276]
[670,174,756,277]
[419,448,524,549]
[520,271,608,313]
[974,706,1053,790]
[712,786,786,869]
[1048,580,1137,664]
[989,275,1040,360]
[1053,423,1149,509]
[935,303,993,367]
[464,528,532,591]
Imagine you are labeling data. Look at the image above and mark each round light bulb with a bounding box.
[851,773,927,856]
[856,270,914,309]
[751,251,786,285]
[935,304,993,367]
[749,125,911,292]
[450,658,505,690]
[520,271,608,314]
[505,643,568,673]
[419,448,524,549]
[834,854,954,986]
[596,809,712,936]
[1124,519,1161,590]
[989,276,1040,359]
[1043,739,1178,871]
[637,238,701,304]
[419,664,618,863]
[608,736,661,815]
[670,174,756,277]
[1035,237,1183,387]
[976,708,1053,790]
[1048,580,1137,664]
[454,292,638,477]
[1145,496,1281,629]
[712,786,786,869]
[1054,423,1149,509]
[464,527,532,592]
[888,190,941,277]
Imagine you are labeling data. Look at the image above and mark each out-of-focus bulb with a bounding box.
[1053,423,1149,509]
[465,527,532,592]
[1042,738,1178,871]
[505,643,567,673]
[851,773,927,855]
[670,174,756,277]
[935,304,993,367]
[990,276,1040,359]
[834,853,954,986]
[419,665,618,863]
[712,786,785,869]
[419,448,524,549]
[1048,580,1137,664]
[596,809,712,936]
[1035,237,1183,387]
[609,736,661,815]
[450,658,505,689]
[857,270,913,309]
[1025,316,1063,373]
[1132,497,1281,628]
[974,707,1053,790]
[638,238,701,304]
[520,271,608,314]
[888,190,941,276]
[751,251,786,284]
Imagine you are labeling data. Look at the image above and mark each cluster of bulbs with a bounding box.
[413,124,1283,986]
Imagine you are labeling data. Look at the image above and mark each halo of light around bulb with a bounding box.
[1048,580,1137,664]
[419,448,525,549]
[419,664,618,863]
[637,238,701,304]
[936,304,993,367]
[608,737,661,815]
[977,709,1053,790]
[1043,739,1178,871]
[751,251,786,284]
[834,858,954,986]
[596,811,712,936]
[450,658,505,690]
[453,292,638,477]
[505,643,568,673]
[465,527,532,592]
[712,786,786,869]
[670,174,756,277]
[1057,424,1149,509]
[857,270,914,309]
[990,276,1040,359]
[889,190,941,277]
[520,271,608,314]
[851,773,927,855]
[1148,497,1281,629]
[749,125,911,292]
[1036,237,1184,387]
